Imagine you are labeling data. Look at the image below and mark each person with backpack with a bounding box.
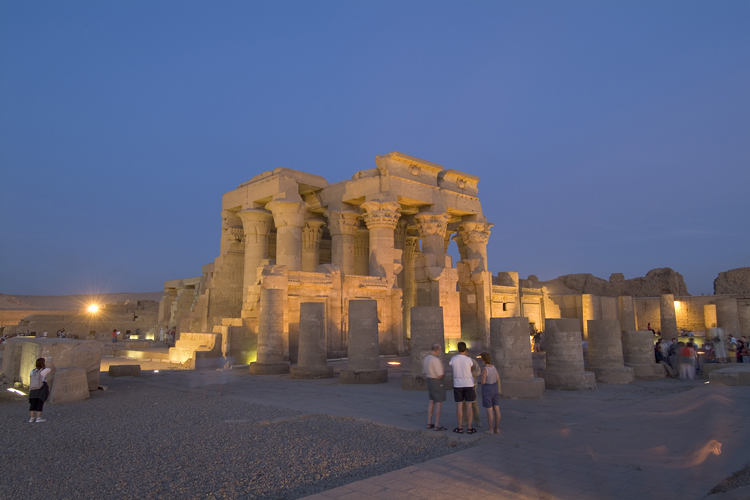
[28,357,55,423]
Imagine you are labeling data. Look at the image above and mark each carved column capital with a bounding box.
[302,220,325,250]
[361,200,401,229]
[265,200,308,228]
[238,209,274,240]
[414,212,451,239]
[325,210,359,236]
[457,220,493,245]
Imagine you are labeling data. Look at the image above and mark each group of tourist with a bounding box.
[0,330,29,345]
[158,326,177,345]
[55,328,79,339]
[654,335,750,380]
[422,341,502,436]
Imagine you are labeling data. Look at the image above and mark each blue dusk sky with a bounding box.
[1,1,748,296]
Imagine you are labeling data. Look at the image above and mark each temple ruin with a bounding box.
[159,152,750,368]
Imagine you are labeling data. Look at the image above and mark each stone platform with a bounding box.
[592,366,635,384]
[290,365,334,379]
[709,365,750,386]
[248,361,291,375]
[340,368,388,384]
[499,378,545,399]
[539,370,596,390]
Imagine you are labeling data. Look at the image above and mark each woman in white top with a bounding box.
[28,357,55,423]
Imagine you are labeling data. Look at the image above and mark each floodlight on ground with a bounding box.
[154,370,159,373]
[387,361,400,365]
[7,388,26,396]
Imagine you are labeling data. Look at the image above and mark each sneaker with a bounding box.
[28,418,35,423]
[35,418,47,423]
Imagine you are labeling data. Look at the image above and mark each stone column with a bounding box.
[490,317,545,399]
[325,210,359,275]
[361,199,402,286]
[290,302,333,379]
[623,330,666,379]
[414,211,461,342]
[265,198,307,271]
[340,300,388,384]
[237,209,274,299]
[659,294,678,339]
[587,320,634,384]
[716,298,742,339]
[402,235,419,340]
[301,220,325,272]
[539,318,596,390]
[704,304,718,330]
[581,294,596,340]
[456,218,492,273]
[618,296,637,331]
[402,306,444,391]
[353,228,369,276]
[248,275,290,374]
[394,219,408,288]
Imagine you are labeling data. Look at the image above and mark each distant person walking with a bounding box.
[423,343,447,432]
[480,352,501,435]
[28,357,55,423]
[112,329,118,343]
[449,342,477,434]
[159,327,165,343]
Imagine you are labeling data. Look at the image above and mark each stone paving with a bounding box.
[141,357,750,500]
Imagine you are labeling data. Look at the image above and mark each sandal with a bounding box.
[426,424,434,429]
[467,428,477,434]
[452,427,463,434]
[435,426,447,432]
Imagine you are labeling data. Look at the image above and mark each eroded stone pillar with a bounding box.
[249,267,290,374]
[266,198,307,271]
[618,296,636,332]
[587,320,634,384]
[325,209,359,275]
[290,302,333,379]
[238,209,273,300]
[623,330,665,379]
[705,304,718,330]
[539,318,596,390]
[361,198,402,287]
[402,306,444,391]
[340,300,388,384]
[301,220,325,272]
[716,298,742,339]
[490,317,544,399]
[659,294,678,339]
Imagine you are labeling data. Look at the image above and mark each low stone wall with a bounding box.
[16,339,102,391]
[168,332,222,369]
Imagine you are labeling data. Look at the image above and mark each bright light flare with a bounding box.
[87,304,100,313]
[7,388,26,396]
[154,370,160,373]
[387,361,400,366]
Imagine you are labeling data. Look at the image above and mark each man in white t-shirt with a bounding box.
[423,343,446,432]
[449,341,477,434]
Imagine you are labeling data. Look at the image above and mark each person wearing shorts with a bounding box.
[423,343,447,432]
[480,352,501,434]
[449,341,476,434]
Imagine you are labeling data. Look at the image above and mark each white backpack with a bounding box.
[29,369,44,390]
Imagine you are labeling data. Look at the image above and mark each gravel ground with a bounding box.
[710,462,750,495]
[0,376,473,500]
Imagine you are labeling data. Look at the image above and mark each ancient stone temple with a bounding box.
[163,152,495,364]
[159,151,750,368]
